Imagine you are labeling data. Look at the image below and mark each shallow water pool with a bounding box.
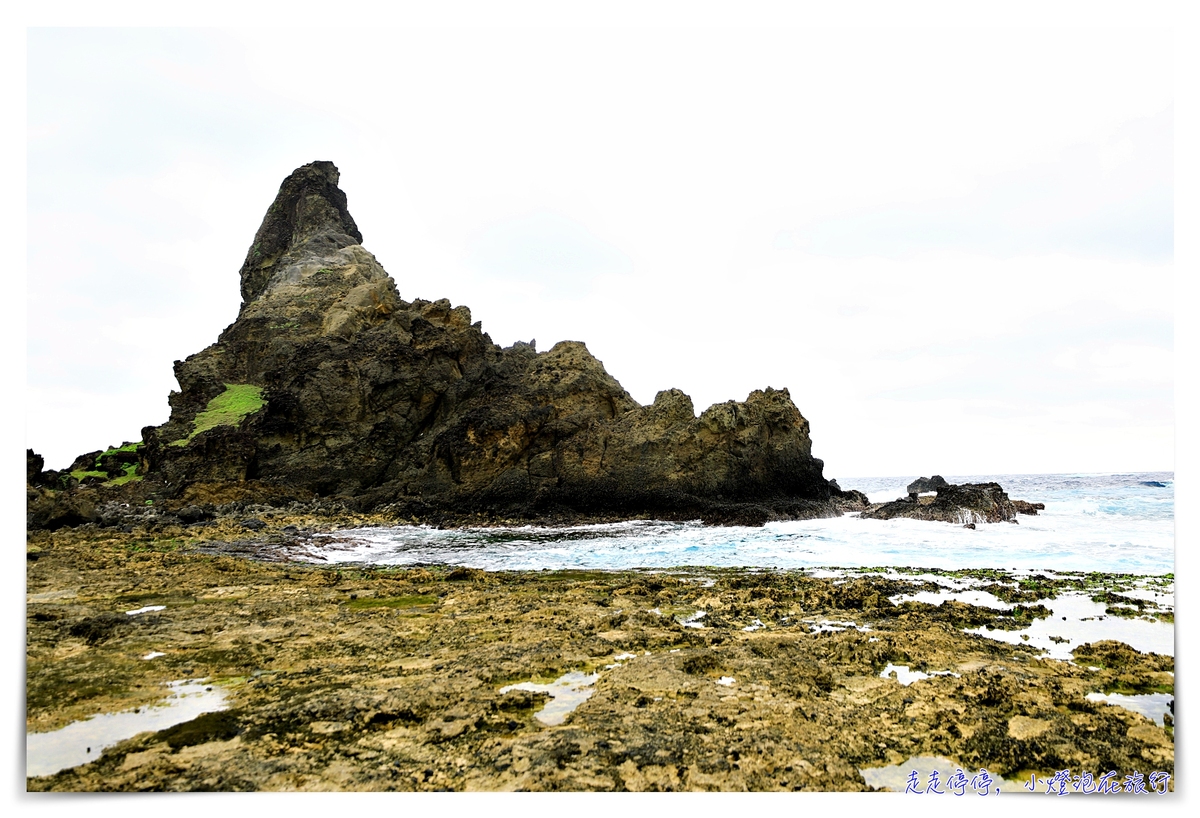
[26,679,229,778]
[1086,691,1174,726]
[499,670,600,726]
[962,592,1174,659]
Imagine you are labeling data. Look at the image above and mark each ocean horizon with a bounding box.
[306,471,1174,576]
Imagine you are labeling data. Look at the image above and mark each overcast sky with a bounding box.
[26,22,1176,479]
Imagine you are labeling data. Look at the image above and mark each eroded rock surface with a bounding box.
[907,475,949,495]
[862,482,1032,525]
[33,161,835,527]
[25,526,1174,792]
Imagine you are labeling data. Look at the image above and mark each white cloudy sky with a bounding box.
[24,15,1179,480]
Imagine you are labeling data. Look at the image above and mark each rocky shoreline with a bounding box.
[29,456,1048,536]
[26,520,1173,792]
[25,162,1169,792]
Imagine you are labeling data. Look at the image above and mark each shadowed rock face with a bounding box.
[236,160,362,306]
[906,475,949,495]
[130,162,834,523]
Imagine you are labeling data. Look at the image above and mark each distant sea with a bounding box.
[310,472,1174,576]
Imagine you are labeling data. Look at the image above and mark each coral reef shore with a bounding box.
[27,520,1173,792]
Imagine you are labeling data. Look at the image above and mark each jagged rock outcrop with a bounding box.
[906,475,949,495]
[828,479,871,512]
[861,482,1025,525]
[37,161,838,527]
[27,449,45,484]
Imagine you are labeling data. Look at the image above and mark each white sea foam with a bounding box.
[306,472,1172,575]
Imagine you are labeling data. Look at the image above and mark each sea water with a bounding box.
[308,472,1173,576]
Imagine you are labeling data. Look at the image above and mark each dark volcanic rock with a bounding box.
[26,449,66,491]
[45,161,836,527]
[176,505,209,524]
[906,475,949,495]
[237,160,362,306]
[27,487,99,530]
[26,450,45,484]
[828,480,870,512]
[861,482,1020,525]
[68,612,129,646]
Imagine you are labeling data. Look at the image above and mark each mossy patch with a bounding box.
[97,442,141,463]
[538,569,620,584]
[345,595,438,610]
[170,384,266,447]
[104,463,142,487]
[68,461,142,488]
[68,469,108,482]
[122,538,184,554]
[656,603,700,618]
[114,591,196,607]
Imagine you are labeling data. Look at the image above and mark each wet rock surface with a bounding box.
[26,525,1173,792]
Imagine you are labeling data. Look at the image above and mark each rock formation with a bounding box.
[32,161,840,527]
[906,475,949,495]
[860,481,1041,525]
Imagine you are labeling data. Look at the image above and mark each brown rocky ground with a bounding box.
[26,518,1174,792]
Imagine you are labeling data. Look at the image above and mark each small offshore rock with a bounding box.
[863,482,1019,525]
[906,475,949,495]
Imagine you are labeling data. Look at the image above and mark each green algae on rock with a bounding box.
[168,384,266,447]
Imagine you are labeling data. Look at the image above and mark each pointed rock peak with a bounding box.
[238,161,364,305]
